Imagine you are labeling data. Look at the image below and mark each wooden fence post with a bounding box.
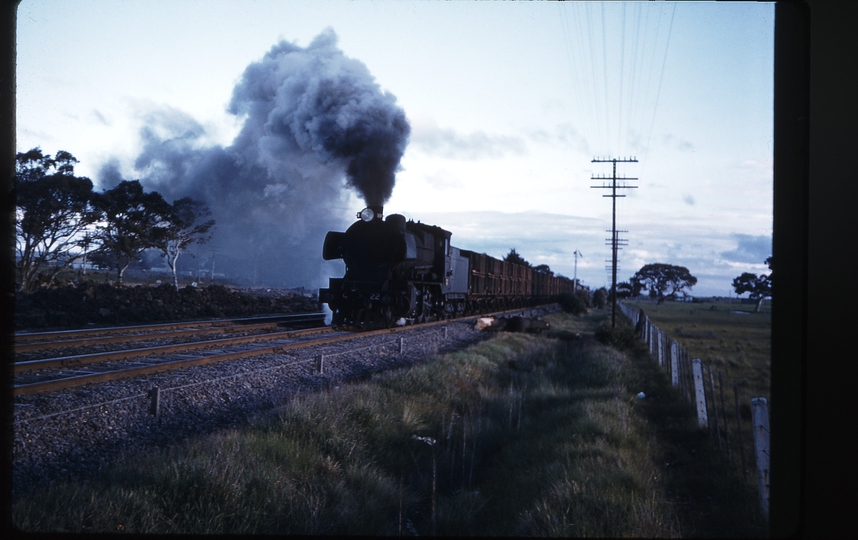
[751,398,770,521]
[400,337,405,354]
[692,359,708,428]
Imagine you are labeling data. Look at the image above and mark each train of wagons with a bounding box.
[319,206,579,327]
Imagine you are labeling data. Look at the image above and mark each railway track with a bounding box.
[14,313,325,347]
[13,313,328,396]
[13,307,553,397]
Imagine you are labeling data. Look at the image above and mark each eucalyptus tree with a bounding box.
[732,257,772,312]
[15,148,99,291]
[631,263,698,304]
[92,180,173,285]
[156,197,216,290]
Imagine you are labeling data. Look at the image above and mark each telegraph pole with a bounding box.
[573,250,582,292]
[591,157,638,327]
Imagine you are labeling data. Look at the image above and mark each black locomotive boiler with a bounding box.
[319,206,577,327]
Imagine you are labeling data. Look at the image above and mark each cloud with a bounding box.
[527,123,590,154]
[719,233,772,264]
[91,109,111,126]
[683,194,695,205]
[409,118,526,160]
[662,133,695,152]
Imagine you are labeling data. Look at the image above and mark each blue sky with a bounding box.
[16,0,774,296]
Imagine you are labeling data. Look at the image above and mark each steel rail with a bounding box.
[13,306,558,396]
[14,326,335,374]
[14,313,325,343]
[12,321,442,396]
[15,314,325,353]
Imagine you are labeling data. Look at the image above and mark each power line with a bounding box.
[641,2,677,176]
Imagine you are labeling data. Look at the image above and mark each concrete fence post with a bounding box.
[752,398,770,521]
[444,326,448,340]
[317,355,325,374]
[649,321,654,352]
[646,320,653,352]
[642,317,647,343]
[692,359,708,428]
[709,365,722,449]
[400,337,405,354]
[670,340,679,386]
[653,328,658,361]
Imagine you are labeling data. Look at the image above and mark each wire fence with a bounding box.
[618,302,770,521]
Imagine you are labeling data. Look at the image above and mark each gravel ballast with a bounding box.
[12,318,501,498]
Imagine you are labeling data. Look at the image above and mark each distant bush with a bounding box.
[594,320,637,350]
[558,292,587,315]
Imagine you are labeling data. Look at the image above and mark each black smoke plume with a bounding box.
[103,29,410,288]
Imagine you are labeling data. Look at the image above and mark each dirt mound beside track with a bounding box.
[15,283,321,331]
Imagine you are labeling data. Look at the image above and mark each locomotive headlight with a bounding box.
[358,207,375,222]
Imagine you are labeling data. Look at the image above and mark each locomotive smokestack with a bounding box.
[369,205,383,220]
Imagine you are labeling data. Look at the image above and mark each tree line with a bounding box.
[618,260,772,311]
[15,148,215,292]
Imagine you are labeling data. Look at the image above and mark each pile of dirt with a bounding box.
[15,282,321,331]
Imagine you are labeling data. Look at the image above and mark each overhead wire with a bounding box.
[560,3,593,157]
[601,3,610,155]
[641,2,677,180]
[585,3,607,151]
[555,2,676,283]
[617,3,626,155]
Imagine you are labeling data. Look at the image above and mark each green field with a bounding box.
[622,299,771,403]
[13,309,765,536]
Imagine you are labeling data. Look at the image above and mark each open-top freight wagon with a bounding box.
[319,206,578,327]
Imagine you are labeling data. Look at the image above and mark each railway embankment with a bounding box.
[14,282,319,331]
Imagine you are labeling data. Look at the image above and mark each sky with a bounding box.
[16,0,774,297]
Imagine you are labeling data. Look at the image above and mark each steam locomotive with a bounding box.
[319,206,578,327]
